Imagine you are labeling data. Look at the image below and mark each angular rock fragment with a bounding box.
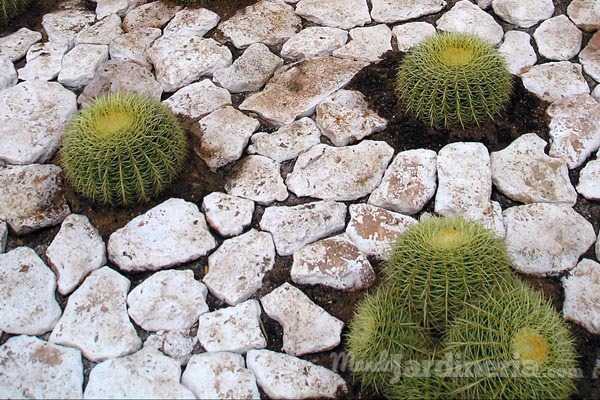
[295,0,371,30]
[577,160,600,200]
[498,30,537,76]
[562,259,600,334]
[281,27,348,60]
[436,0,504,45]
[492,0,555,28]
[521,62,589,103]
[163,79,231,120]
[533,15,582,61]
[332,24,393,63]
[58,44,109,89]
[579,31,600,82]
[109,27,162,68]
[0,27,42,62]
[164,8,220,37]
[371,0,446,24]
[225,155,289,205]
[567,0,600,31]
[18,42,69,81]
[201,192,255,237]
[122,1,181,32]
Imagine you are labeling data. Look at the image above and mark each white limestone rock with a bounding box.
[499,30,537,76]
[521,61,590,106]
[122,1,182,32]
[0,80,77,165]
[567,0,600,31]
[203,229,275,306]
[392,22,437,52]
[594,84,600,102]
[0,57,16,90]
[75,13,123,45]
[346,204,418,260]
[287,140,393,201]
[291,233,376,291]
[577,159,600,200]
[579,31,600,83]
[163,79,231,119]
[280,27,348,60]
[144,329,197,366]
[95,0,137,19]
[46,214,106,296]
[42,7,96,48]
[197,300,267,353]
[0,165,70,235]
[332,24,393,63]
[492,0,554,28]
[58,44,109,89]
[247,117,322,163]
[182,352,260,399]
[108,198,216,272]
[371,0,446,24]
[0,247,62,335]
[436,0,504,45]
[562,259,600,334]
[201,192,255,237]
[225,155,289,205]
[477,0,492,9]
[109,27,162,69]
[218,0,302,49]
[247,349,347,399]
[533,15,582,61]
[295,0,371,30]
[0,336,83,399]
[261,283,343,356]
[503,203,596,276]
[546,94,600,169]
[0,28,42,62]
[18,41,69,81]
[490,133,577,205]
[164,7,220,37]
[127,269,209,331]
[316,89,387,146]
[0,220,6,253]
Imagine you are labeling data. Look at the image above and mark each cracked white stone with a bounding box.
[127,269,209,331]
[0,336,83,399]
[392,22,437,52]
[316,89,387,146]
[436,0,504,45]
[201,192,255,237]
[0,57,16,90]
[122,1,182,32]
[50,266,141,361]
[280,27,348,60]
[562,259,600,334]
[371,0,446,24]
[499,30,537,76]
[0,28,42,62]
[42,6,96,48]
[577,160,600,200]
[164,7,220,37]
[225,155,289,205]
[75,13,123,46]
[286,140,394,201]
[521,61,590,106]
[579,31,600,82]
[0,220,6,253]
[109,27,162,69]
[533,15,582,61]
[163,79,231,120]
[58,44,109,89]
[46,214,106,296]
[490,133,577,205]
[593,85,600,102]
[332,24,393,63]
[197,300,267,353]
[18,41,69,81]
[261,283,343,356]
[0,247,62,335]
[503,203,596,276]
[295,0,371,30]
[203,229,275,306]
[95,0,137,19]
[108,198,216,272]
[182,352,260,399]
[492,0,555,28]
[144,329,197,366]
[567,0,600,31]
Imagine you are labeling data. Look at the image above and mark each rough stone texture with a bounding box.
[521,61,590,103]
[108,198,216,272]
[371,0,446,24]
[259,201,346,256]
[58,44,109,89]
[75,13,123,45]
[95,0,137,19]
[224,155,289,205]
[18,41,69,81]
[127,269,209,331]
[492,0,555,28]
[42,6,96,48]
[0,80,77,165]
[280,27,348,60]
[0,57,17,90]
[346,204,418,260]
[108,27,162,69]
[0,247,62,335]
[490,133,577,205]
[164,7,220,37]
[239,56,368,126]
[144,329,197,366]
[392,22,437,52]
[203,229,275,305]
[247,117,322,162]
[368,149,437,215]
[197,300,267,353]
[593,84,600,102]
[218,0,302,48]
[182,352,260,399]
[295,0,371,30]
[503,203,596,276]
[533,15,582,61]
[46,214,106,295]
[332,24,393,63]
[247,349,347,399]
[546,94,600,169]
[436,0,504,45]
[50,266,141,362]
[286,140,394,201]
[163,79,231,119]
[261,283,343,356]
[201,192,255,237]
[122,1,181,32]
[194,106,260,171]
[562,259,600,334]
[579,31,600,83]
[0,336,83,399]
[316,90,387,146]
[577,160,600,200]
[0,165,70,235]
[499,30,537,76]
[567,0,600,31]
[0,27,42,62]
[0,220,6,253]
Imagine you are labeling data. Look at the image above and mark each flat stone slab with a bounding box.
[498,30,537,76]
[0,165,71,235]
[163,79,231,120]
[0,56,16,90]
[122,1,182,32]
[108,198,216,272]
[295,0,371,30]
[127,269,209,331]
[503,203,596,276]
[371,0,446,24]
[225,155,289,205]
[41,6,96,47]
[533,15,582,61]
[392,22,437,52]
[261,283,344,356]
[18,41,69,81]
[108,27,162,69]
[239,56,368,126]
[95,0,137,19]
[46,214,106,295]
[75,13,123,46]
[201,192,255,237]
[286,140,394,201]
[492,0,555,28]
[0,27,42,62]
[58,44,109,89]
[579,31,600,82]
[203,229,275,305]
[144,329,197,366]
[247,349,347,399]
[0,80,77,165]
[521,61,589,103]
[280,27,348,60]
[182,352,260,399]
[164,7,220,37]
[332,24,393,63]
[0,247,62,335]
[50,266,141,362]
[490,133,577,205]
[197,300,267,353]
[562,259,600,334]
[567,0,600,31]
[0,335,83,399]
[577,160,600,200]
[436,0,504,45]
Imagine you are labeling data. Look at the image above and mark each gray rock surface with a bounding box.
[371,0,446,24]
[122,1,181,32]
[577,160,600,200]
[521,61,589,103]
[18,42,69,81]
[295,0,371,30]
[224,155,289,205]
[567,0,600,31]
[332,24,393,63]
[436,0,504,45]
[533,15,582,61]
[201,192,255,237]
[163,7,220,37]
[280,27,348,60]
[579,31,600,82]
[562,259,600,334]
[108,27,162,68]
[492,0,554,28]
[0,57,17,90]
[58,44,109,89]
[163,79,231,120]
[0,28,42,62]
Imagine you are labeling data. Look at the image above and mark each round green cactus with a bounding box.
[61,92,188,206]
[0,0,32,25]
[395,32,513,129]
[440,279,578,399]
[382,216,514,331]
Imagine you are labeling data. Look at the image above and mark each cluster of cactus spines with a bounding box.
[0,0,32,25]
[61,92,188,207]
[395,32,513,129]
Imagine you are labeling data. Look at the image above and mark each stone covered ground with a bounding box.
[1,0,600,398]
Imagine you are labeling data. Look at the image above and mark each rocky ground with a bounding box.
[1,0,600,398]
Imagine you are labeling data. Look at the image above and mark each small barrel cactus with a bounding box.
[1,0,32,25]
[395,32,513,129]
[61,92,188,207]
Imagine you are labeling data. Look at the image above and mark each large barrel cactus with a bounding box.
[0,0,32,25]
